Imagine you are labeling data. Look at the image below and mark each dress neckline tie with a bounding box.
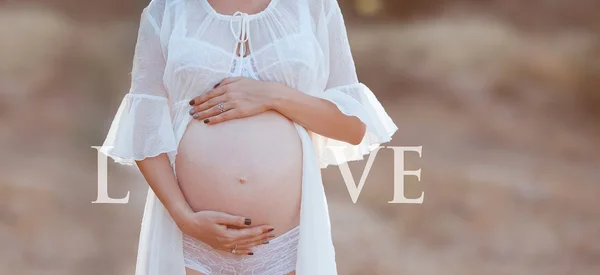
[230,11,251,76]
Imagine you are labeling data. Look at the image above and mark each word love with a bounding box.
[90,146,423,204]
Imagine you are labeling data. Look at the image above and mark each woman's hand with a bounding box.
[188,77,277,124]
[136,155,274,255]
[176,210,276,255]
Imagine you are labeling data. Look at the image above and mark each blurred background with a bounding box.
[1,0,599,274]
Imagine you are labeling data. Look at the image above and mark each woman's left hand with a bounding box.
[188,77,278,124]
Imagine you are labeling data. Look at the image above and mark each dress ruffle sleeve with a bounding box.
[100,94,177,165]
[310,0,398,168]
[311,83,398,168]
[100,4,177,166]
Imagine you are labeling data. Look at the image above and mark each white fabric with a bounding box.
[229,55,259,79]
[100,0,398,274]
[182,226,300,274]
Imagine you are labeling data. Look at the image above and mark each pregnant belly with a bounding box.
[175,110,302,233]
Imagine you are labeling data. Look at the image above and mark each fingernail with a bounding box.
[193,114,199,119]
[244,218,251,225]
[263,240,269,244]
[248,252,254,255]
[189,108,195,115]
[204,119,210,124]
[267,228,274,232]
[268,234,275,238]
[214,82,221,88]
[189,99,195,105]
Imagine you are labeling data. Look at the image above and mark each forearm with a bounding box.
[135,153,191,226]
[268,82,366,145]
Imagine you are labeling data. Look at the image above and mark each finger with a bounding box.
[204,107,243,125]
[245,227,276,244]
[214,242,254,255]
[212,212,252,227]
[190,96,232,120]
[189,86,226,106]
[235,231,276,250]
[229,247,254,256]
[225,225,275,243]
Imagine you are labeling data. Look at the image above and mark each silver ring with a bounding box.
[231,244,238,254]
[217,102,225,113]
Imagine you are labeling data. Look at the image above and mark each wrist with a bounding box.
[167,202,194,227]
[266,81,290,111]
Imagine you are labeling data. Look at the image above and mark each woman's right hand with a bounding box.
[175,210,276,255]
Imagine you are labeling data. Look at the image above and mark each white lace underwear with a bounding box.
[183,226,299,275]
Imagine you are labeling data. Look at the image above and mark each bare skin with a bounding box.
[136,155,277,255]
[136,0,366,274]
[189,77,365,145]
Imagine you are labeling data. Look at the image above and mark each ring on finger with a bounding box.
[217,102,225,113]
[231,244,238,254]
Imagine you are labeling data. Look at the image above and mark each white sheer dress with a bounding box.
[100,0,398,274]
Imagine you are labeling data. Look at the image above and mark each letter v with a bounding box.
[328,146,384,204]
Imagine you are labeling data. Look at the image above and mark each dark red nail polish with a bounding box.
[248,252,254,255]
[204,119,209,124]
[244,218,251,225]
[189,99,195,105]
[214,83,220,88]
[267,228,274,232]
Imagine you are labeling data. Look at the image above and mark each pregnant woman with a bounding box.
[100,0,397,274]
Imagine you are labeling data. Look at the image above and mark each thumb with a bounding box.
[213,212,252,227]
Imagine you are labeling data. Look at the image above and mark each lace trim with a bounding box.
[229,55,260,79]
[183,226,299,275]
